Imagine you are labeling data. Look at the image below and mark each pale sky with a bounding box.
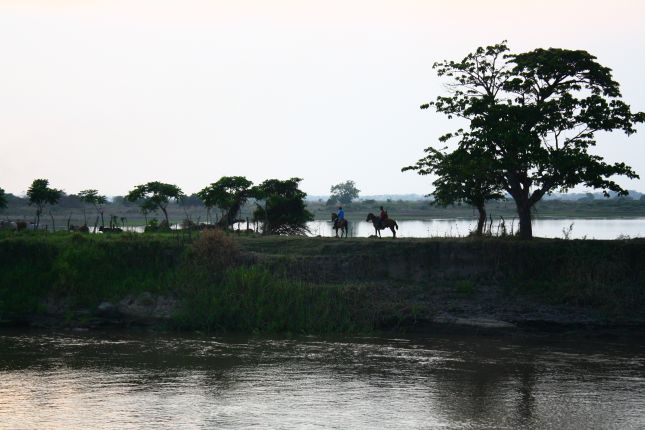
[1,0,644,196]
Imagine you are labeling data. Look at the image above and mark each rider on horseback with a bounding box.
[336,206,345,228]
[379,206,388,229]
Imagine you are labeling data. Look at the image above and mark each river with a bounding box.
[0,330,643,429]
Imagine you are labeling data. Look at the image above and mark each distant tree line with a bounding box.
[0,177,313,235]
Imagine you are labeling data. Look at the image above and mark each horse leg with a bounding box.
[391,226,396,238]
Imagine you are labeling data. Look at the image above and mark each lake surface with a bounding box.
[99,217,645,239]
[0,331,643,429]
[307,218,645,239]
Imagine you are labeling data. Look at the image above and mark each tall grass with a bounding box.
[1,230,643,330]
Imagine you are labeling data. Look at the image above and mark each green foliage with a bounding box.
[1,233,644,331]
[330,180,361,205]
[422,41,645,238]
[79,189,108,227]
[0,187,6,209]
[78,189,107,208]
[251,178,313,235]
[0,233,182,317]
[126,181,184,226]
[26,179,63,228]
[174,267,356,333]
[196,176,253,227]
[454,279,476,296]
[403,144,504,234]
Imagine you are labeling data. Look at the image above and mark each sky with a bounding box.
[1,0,644,197]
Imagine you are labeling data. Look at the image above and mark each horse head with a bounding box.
[331,213,338,222]
[366,213,375,222]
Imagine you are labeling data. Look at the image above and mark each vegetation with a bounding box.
[126,182,184,228]
[329,180,361,205]
[403,145,503,235]
[26,179,63,229]
[78,189,107,229]
[0,187,6,210]
[252,178,313,235]
[0,231,643,333]
[417,42,645,239]
[197,176,253,227]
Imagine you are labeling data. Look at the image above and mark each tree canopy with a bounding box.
[403,143,504,235]
[417,41,644,238]
[197,176,253,227]
[252,178,313,235]
[126,181,184,227]
[329,180,360,205]
[27,179,63,228]
[79,189,108,227]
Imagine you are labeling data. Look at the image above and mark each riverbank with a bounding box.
[0,231,643,334]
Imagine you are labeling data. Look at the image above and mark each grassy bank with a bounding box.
[0,231,643,333]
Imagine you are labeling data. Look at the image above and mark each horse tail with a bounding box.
[394,221,399,230]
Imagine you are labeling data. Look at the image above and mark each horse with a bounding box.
[331,213,348,238]
[366,213,398,238]
[99,226,123,233]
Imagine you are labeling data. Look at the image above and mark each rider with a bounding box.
[336,206,345,227]
[379,206,388,228]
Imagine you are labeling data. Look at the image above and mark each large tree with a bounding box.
[251,178,313,235]
[78,189,108,230]
[419,42,644,238]
[27,179,63,229]
[403,143,504,235]
[126,181,183,228]
[197,176,253,227]
[329,180,361,205]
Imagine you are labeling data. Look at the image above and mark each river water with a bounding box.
[0,331,643,429]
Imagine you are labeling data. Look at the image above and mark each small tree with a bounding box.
[421,41,644,238]
[27,179,63,229]
[78,189,108,231]
[0,187,7,210]
[403,144,504,235]
[251,178,313,235]
[330,180,361,205]
[126,182,183,228]
[197,176,253,228]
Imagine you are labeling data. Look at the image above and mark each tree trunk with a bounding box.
[476,206,486,236]
[49,211,56,232]
[161,206,170,227]
[518,204,533,239]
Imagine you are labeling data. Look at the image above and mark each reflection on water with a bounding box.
[0,331,643,429]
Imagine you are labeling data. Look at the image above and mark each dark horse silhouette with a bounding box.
[331,213,348,238]
[366,213,398,238]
